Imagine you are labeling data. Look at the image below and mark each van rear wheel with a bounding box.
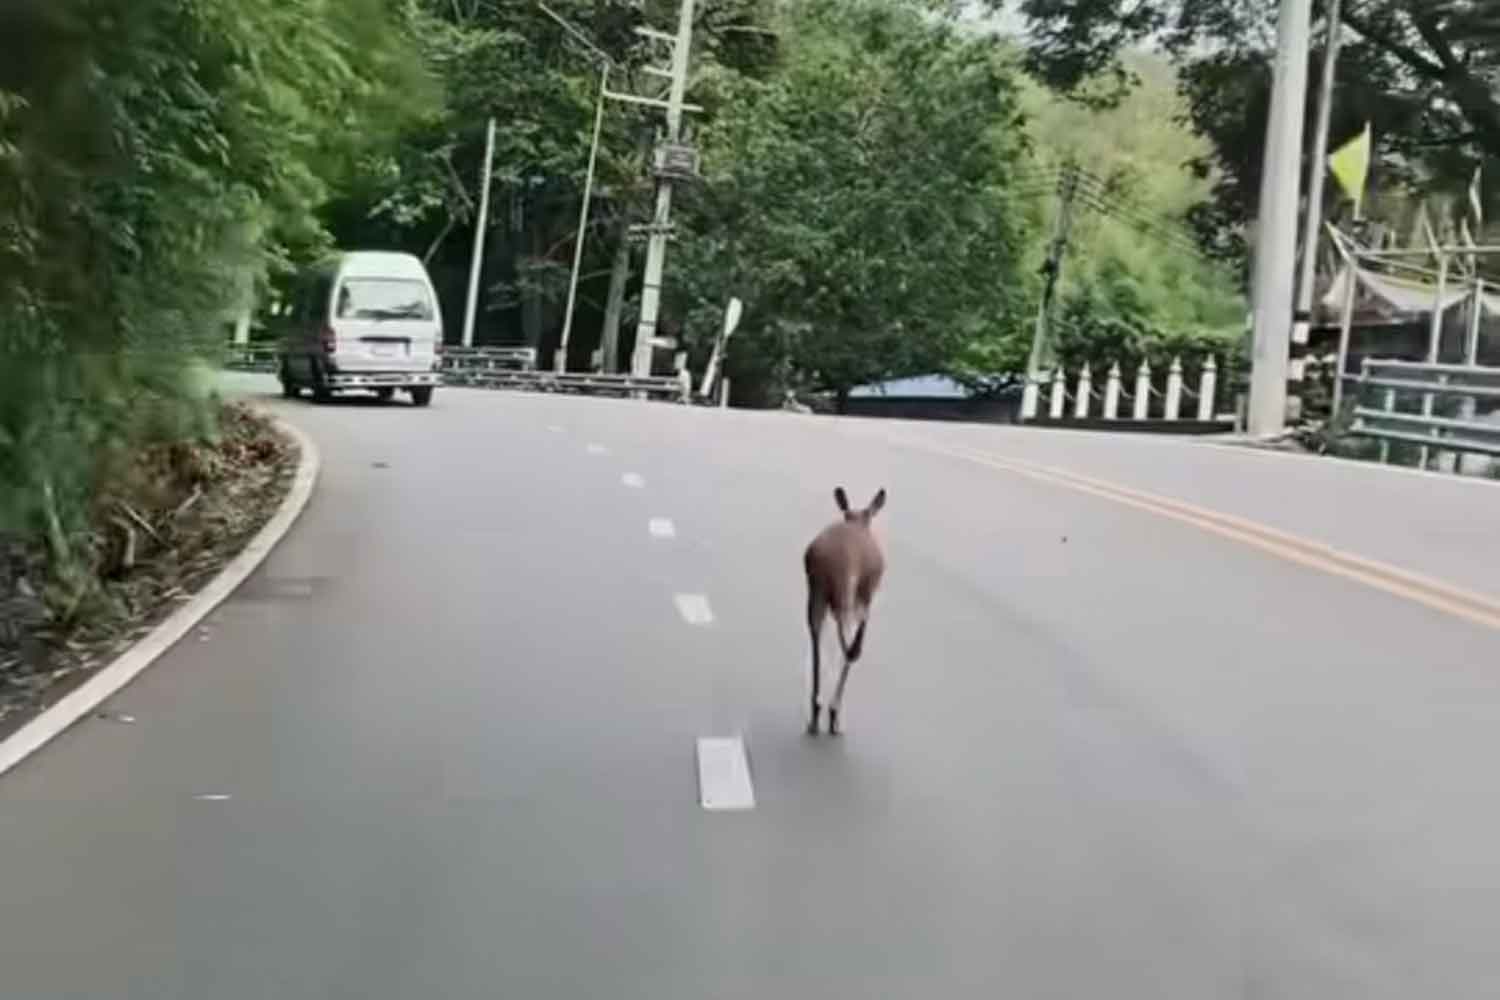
[311,361,333,404]
[374,387,395,403]
[279,360,298,398]
[410,386,434,408]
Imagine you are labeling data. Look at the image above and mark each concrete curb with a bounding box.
[0,413,320,779]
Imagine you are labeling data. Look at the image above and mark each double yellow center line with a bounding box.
[890,434,1500,633]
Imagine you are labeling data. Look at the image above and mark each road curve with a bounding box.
[3,381,1500,999]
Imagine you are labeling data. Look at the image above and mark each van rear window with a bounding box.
[335,279,434,321]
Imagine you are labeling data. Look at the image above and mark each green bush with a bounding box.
[0,0,429,604]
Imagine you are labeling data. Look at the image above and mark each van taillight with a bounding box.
[320,327,336,354]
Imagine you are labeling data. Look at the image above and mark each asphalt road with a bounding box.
[5,380,1500,999]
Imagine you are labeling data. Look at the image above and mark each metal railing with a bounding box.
[447,367,688,400]
[222,342,688,401]
[225,345,278,372]
[1351,359,1500,462]
[439,345,537,374]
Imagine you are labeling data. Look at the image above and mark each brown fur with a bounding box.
[803,487,886,736]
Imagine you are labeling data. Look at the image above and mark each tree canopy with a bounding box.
[1,0,429,584]
[669,0,1036,405]
[1008,1,1500,260]
[1013,54,1246,372]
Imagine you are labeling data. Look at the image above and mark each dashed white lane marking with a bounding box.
[193,794,232,802]
[622,472,645,488]
[697,737,756,811]
[547,425,564,434]
[673,593,714,626]
[649,518,676,539]
[586,443,608,455]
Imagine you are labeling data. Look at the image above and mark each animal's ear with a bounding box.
[834,487,850,513]
[867,488,887,517]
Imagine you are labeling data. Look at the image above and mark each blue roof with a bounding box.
[848,374,972,400]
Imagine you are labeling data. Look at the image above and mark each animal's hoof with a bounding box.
[828,710,841,736]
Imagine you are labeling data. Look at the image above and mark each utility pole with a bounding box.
[539,2,617,373]
[557,64,609,372]
[1247,0,1314,437]
[1291,0,1343,414]
[1021,164,1080,421]
[461,117,497,348]
[630,0,697,378]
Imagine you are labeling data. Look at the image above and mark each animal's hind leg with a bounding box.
[828,613,864,736]
[806,586,827,735]
[847,616,868,663]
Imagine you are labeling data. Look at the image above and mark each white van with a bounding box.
[278,251,444,406]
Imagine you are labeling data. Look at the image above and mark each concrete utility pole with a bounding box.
[1291,0,1343,403]
[557,64,609,373]
[461,117,497,348]
[630,0,697,378]
[538,2,617,373]
[1247,0,1314,437]
[1021,164,1080,421]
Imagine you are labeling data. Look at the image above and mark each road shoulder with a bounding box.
[0,412,320,778]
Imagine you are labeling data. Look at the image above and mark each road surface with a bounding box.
[4,381,1500,999]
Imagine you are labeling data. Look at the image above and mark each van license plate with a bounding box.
[372,344,397,358]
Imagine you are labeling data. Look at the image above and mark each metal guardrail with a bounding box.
[1352,359,1500,460]
[225,345,278,372]
[439,345,537,373]
[223,343,687,401]
[440,346,687,399]
[450,367,688,400]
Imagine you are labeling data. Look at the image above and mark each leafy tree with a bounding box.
[669,0,1035,407]
[1014,56,1246,371]
[0,0,427,597]
[1010,0,1500,257]
[330,0,782,363]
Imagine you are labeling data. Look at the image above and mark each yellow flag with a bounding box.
[1328,123,1372,218]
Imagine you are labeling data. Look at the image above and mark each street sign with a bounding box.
[627,222,677,244]
[699,295,744,398]
[654,142,700,180]
[723,296,743,339]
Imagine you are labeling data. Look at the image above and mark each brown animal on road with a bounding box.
[803,487,886,736]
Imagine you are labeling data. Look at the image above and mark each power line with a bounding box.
[1074,191,1218,263]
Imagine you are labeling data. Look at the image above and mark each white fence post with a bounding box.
[1021,379,1040,421]
[1074,364,1092,419]
[1049,368,1067,419]
[1103,362,1122,419]
[1165,356,1184,420]
[1197,355,1217,422]
[1132,361,1151,420]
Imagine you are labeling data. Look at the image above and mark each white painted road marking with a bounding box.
[622,473,645,488]
[649,518,676,539]
[586,443,608,455]
[547,425,563,433]
[696,737,756,811]
[673,593,714,626]
[193,794,232,802]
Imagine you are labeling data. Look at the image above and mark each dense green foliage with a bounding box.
[1012,0,1500,260]
[669,0,1035,405]
[0,0,429,598]
[1015,57,1246,373]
